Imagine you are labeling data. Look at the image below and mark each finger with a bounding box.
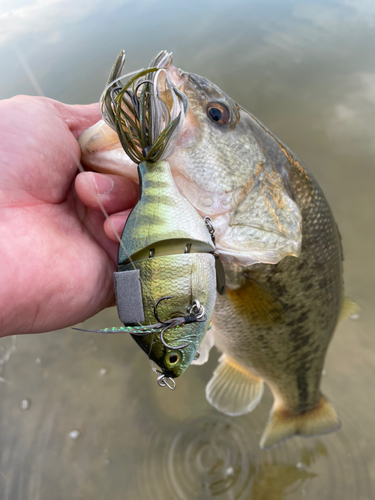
[48,100,101,138]
[104,210,132,242]
[75,172,138,215]
[78,201,120,263]
[0,96,83,203]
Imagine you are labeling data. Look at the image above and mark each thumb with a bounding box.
[48,99,101,138]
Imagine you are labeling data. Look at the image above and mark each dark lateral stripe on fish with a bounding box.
[141,194,176,207]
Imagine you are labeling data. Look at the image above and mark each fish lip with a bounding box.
[163,62,186,87]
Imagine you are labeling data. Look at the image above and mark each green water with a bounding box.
[1,0,375,498]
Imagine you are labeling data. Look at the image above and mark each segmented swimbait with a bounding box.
[77,52,221,388]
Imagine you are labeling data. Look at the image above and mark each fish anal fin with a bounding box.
[339,297,360,322]
[260,394,341,449]
[206,355,264,416]
[227,276,285,326]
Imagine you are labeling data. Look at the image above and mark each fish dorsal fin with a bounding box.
[339,297,360,323]
[260,394,341,449]
[226,273,286,326]
[205,354,264,415]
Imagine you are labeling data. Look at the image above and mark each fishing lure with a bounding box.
[76,51,224,389]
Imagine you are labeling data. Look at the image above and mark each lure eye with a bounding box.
[207,102,230,126]
[165,351,181,368]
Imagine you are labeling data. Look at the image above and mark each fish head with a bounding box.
[168,67,302,266]
[79,52,302,267]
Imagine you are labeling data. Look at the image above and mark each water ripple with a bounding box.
[137,409,373,500]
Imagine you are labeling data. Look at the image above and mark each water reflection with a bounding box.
[166,416,255,498]
[0,313,373,499]
[138,413,372,500]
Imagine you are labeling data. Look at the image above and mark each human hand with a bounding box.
[0,96,138,336]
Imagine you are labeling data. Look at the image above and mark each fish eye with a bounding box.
[207,102,230,126]
[164,351,181,368]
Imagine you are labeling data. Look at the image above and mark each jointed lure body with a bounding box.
[77,51,222,386]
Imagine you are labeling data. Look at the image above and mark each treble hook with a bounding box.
[160,322,189,350]
[153,296,207,350]
[153,295,176,324]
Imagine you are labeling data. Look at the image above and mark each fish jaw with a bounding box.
[170,161,302,266]
[78,119,138,182]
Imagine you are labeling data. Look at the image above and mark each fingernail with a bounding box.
[90,173,114,196]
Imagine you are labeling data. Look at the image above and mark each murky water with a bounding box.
[1,1,375,498]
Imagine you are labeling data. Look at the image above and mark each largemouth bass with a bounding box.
[79,51,350,447]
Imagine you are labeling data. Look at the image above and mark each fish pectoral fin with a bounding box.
[205,355,264,415]
[339,296,360,322]
[228,275,286,326]
[260,394,341,449]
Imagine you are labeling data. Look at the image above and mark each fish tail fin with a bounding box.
[260,394,341,449]
[205,354,264,416]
